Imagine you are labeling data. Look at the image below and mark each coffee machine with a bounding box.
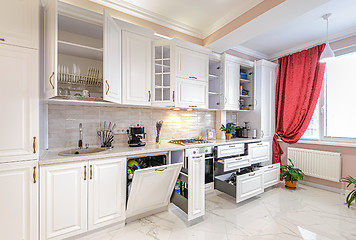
[127,124,146,147]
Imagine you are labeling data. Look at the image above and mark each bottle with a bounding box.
[175,180,180,194]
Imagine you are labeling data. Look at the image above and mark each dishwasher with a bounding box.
[126,152,182,219]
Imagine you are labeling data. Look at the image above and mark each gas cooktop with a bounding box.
[169,138,211,146]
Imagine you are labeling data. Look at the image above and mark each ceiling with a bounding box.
[92,0,263,38]
[239,0,356,59]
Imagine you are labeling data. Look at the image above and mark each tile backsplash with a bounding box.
[48,104,216,149]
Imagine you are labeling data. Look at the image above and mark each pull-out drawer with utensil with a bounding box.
[215,155,251,173]
[216,143,244,158]
[171,153,205,221]
[248,141,270,164]
[126,153,183,219]
[261,163,280,188]
[214,169,264,203]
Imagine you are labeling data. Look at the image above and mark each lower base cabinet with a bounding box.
[40,157,126,240]
[214,163,279,203]
[0,160,38,240]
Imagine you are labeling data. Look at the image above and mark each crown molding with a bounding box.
[231,45,269,60]
[269,27,356,61]
[201,0,263,39]
[89,0,202,38]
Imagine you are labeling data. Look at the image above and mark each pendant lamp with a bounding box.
[320,13,335,62]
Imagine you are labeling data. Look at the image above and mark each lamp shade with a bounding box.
[320,42,335,62]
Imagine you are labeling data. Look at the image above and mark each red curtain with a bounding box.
[273,44,326,164]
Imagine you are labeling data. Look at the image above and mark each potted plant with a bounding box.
[340,176,356,208]
[280,158,304,189]
[220,123,236,140]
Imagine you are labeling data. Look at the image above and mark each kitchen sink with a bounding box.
[58,148,108,156]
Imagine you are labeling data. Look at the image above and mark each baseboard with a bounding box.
[299,180,346,194]
[67,221,125,240]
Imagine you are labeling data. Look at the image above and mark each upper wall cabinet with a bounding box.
[122,31,152,106]
[44,1,121,104]
[153,39,210,109]
[0,0,39,49]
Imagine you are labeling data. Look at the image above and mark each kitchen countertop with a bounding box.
[39,138,261,166]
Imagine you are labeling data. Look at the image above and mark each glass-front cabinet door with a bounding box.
[153,41,175,107]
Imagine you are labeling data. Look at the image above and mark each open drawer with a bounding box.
[126,162,183,218]
[171,154,205,221]
[214,169,264,203]
[216,143,244,158]
[216,155,251,173]
[261,163,280,188]
[248,142,270,164]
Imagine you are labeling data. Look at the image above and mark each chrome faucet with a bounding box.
[78,123,83,149]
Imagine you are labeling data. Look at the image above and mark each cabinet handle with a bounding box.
[236,157,242,160]
[255,99,258,107]
[228,145,235,148]
[148,90,151,102]
[192,155,202,159]
[0,38,5,42]
[105,80,110,95]
[49,72,54,89]
[33,166,36,183]
[155,167,167,172]
[172,91,175,102]
[33,137,36,154]
[261,131,264,138]
[84,166,87,180]
[189,76,197,79]
[257,143,263,146]
[268,166,274,168]
[90,165,93,180]
[189,105,197,108]
[249,173,255,176]
[224,97,227,104]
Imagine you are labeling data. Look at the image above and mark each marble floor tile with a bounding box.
[88,184,356,240]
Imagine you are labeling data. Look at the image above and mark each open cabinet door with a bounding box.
[44,0,57,99]
[126,163,182,218]
[188,154,205,221]
[103,10,121,104]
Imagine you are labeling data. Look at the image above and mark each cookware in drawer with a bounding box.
[216,155,251,172]
[248,142,270,164]
[216,143,244,158]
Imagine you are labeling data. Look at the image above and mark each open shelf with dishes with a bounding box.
[239,64,254,111]
[208,54,223,110]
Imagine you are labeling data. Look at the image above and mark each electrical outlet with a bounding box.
[114,128,128,135]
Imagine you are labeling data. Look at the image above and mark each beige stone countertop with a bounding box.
[39,138,261,166]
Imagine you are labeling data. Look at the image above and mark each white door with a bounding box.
[40,162,88,240]
[103,10,122,104]
[0,0,39,49]
[248,142,270,164]
[122,31,152,106]
[126,163,182,218]
[44,0,58,99]
[224,60,240,110]
[188,154,205,221]
[0,44,39,163]
[262,163,280,188]
[176,47,208,81]
[259,60,277,140]
[176,77,208,109]
[236,170,264,203]
[88,157,126,230]
[0,160,38,240]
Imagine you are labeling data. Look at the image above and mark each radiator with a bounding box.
[287,147,341,182]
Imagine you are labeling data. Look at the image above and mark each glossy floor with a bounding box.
[89,184,356,240]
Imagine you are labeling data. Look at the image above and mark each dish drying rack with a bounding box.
[57,72,103,87]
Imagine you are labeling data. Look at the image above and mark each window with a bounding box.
[303,51,356,141]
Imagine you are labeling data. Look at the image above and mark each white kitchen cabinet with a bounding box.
[223,55,240,110]
[216,155,251,172]
[88,157,126,230]
[215,169,264,204]
[0,44,39,163]
[0,160,38,240]
[0,0,39,49]
[216,143,245,158]
[126,163,182,218]
[44,1,123,103]
[40,161,87,240]
[262,163,280,188]
[153,39,210,109]
[248,141,270,164]
[176,47,208,81]
[122,31,152,106]
[176,77,208,109]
